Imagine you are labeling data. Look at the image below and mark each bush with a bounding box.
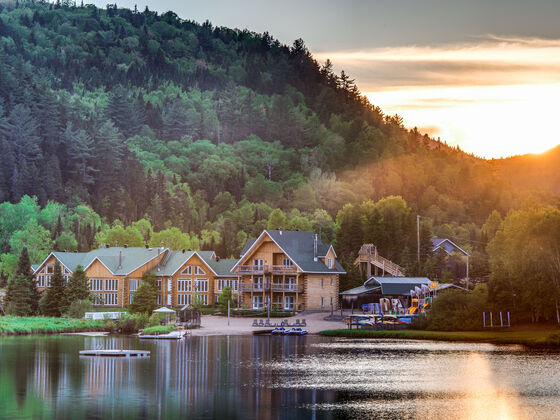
[134,313,149,330]
[64,299,93,319]
[148,313,161,327]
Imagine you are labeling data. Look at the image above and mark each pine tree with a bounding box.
[62,265,90,313]
[4,274,32,316]
[40,263,66,317]
[128,271,158,314]
[4,247,40,315]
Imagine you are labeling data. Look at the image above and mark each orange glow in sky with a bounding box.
[316,37,560,158]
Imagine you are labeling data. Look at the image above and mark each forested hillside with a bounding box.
[0,1,558,292]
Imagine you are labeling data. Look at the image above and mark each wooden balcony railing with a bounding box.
[240,283,302,293]
[236,265,298,275]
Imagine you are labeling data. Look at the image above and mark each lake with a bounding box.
[0,335,559,419]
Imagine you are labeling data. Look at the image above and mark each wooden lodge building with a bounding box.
[32,229,345,311]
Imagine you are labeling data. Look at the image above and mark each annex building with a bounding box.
[32,229,345,311]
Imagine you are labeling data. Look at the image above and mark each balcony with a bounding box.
[237,265,298,275]
[240,283,302,293]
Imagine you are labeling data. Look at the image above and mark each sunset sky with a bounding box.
[91,0,560,158]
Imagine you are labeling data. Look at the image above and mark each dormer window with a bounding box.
[182,266,192,275]
[328,258,333,269]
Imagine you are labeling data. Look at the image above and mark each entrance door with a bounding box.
[284,296,294,311]
[253,295,263,309]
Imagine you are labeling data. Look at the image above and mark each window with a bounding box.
[321,297,325,308]
[195,266,205,275]
[47,265,54,274]
[63,268,71,284]
[178,279,191,292]
[331,297,334,306]
[90,279,103,291]
[286,277,295,290]
[253,296,263,309]
[282,258,292,267]
[64,275,70,283]
[254,258,264,268]
[177,294,191,306]
[284,296,294,310]
[91,293,104,306]
[321,278,325,288]
[253,276,263,290]
[105,279,118,291]
[156,279,162,289]
[331,277,334,286]
[157,294,161,305]
[40,268,45,274]
[328,258,333,269]
[200,294,208,305]
[181,266,192,275]
[129,294,134,304]
[194,279,208,292]
[105,293,118,306]
[38,276,45,287]
[46,275,52,287]
[130,279,139,292]
[217,279,238,291]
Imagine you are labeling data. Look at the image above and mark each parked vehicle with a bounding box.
[271,327,286,335]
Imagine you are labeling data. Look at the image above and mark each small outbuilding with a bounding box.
[177,305,201,328]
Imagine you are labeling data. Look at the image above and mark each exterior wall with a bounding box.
[303,274,339,310]
[169,253,216,307]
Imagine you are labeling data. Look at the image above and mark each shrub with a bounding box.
[148,313,161,327]
[64,299,94,319]
[134,313,150,330]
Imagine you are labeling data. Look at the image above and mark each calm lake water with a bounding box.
[0,335,559,420]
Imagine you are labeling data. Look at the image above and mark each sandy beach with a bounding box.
[189,311,347,336]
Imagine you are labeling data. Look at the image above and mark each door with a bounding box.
[286,277,296,291]
[253,295,263,309]
[254,276,263,291]
[284,296,294,311]
[254,258,264,269]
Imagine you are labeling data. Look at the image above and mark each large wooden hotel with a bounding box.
[32,229,345,311]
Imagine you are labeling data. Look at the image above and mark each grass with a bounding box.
[319,328,560,347]
[0,316,105,335]
[140,325,176,335]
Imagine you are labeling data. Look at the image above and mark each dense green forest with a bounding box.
[0,1,559,322]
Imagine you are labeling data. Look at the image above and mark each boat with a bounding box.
[271,327,287,335]
[285,327,308,335]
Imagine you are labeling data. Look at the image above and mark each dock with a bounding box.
[139,330,189,340]
[79,349,150,357]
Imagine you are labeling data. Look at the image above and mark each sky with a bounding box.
[91,0,560,158]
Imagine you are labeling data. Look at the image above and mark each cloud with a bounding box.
[315,36,560,91]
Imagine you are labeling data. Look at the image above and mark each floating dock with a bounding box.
[139,330,189,340]
[79,349,150,357]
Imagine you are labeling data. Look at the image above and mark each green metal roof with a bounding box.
[207,258,237,277]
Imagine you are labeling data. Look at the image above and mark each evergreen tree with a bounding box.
[128,271,158,314]
[4,274,32,316]
[62,265,90,313]
[40,263,66,317]
[4,247,40,315]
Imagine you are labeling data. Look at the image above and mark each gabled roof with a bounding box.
[207,258,238,277]
[431,237,469,257]
[340,284,381,296]
[153,250,218,277]
[34,247,168,276]
[235,230,345,274]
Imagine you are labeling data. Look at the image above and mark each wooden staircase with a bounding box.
[354,244,406,277]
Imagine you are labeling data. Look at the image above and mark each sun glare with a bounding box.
[366,84,560,158]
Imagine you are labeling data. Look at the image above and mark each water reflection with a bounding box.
[0,336,559,419]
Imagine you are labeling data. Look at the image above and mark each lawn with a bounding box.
[140,325,176,335]
[0,316,104,335]
[319,328,560,347]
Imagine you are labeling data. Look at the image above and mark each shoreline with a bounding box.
[319,328,560,347]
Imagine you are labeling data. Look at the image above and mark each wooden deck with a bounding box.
[79,349,150,357]
[355,244,406,277]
